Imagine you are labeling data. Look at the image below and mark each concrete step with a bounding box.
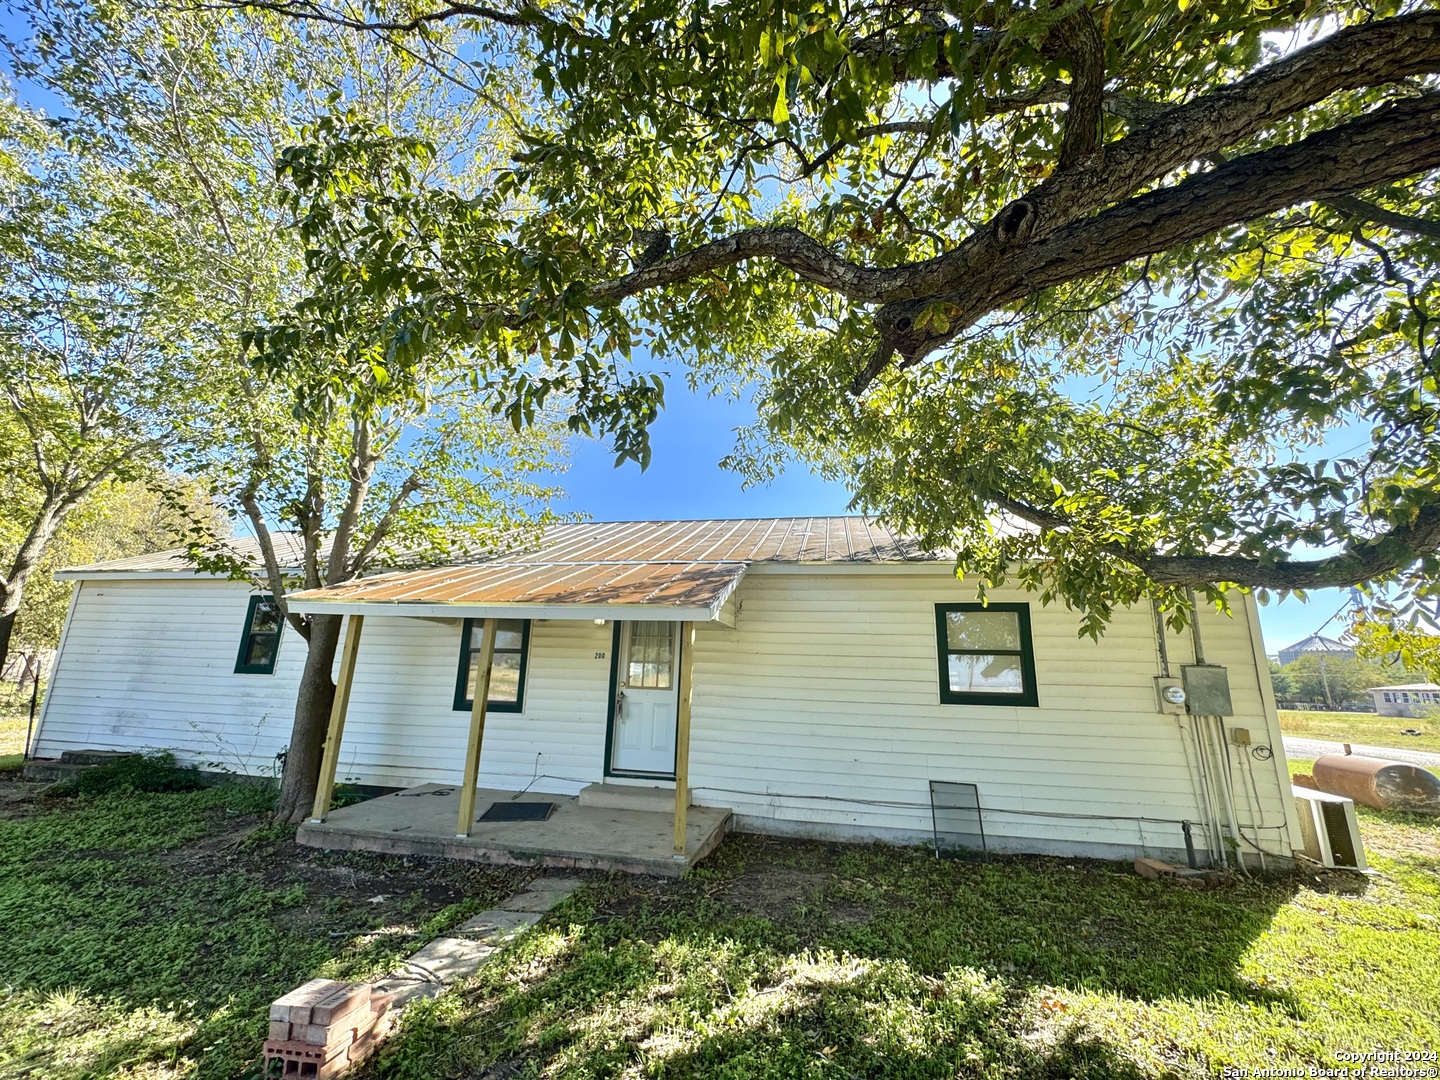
[60,749,137,766]
[21,759,85,783]
[578,782,690,813]
[24,749,141,783]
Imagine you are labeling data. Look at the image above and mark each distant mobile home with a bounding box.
[33,517,1302,870]
[1371,683,1440,719]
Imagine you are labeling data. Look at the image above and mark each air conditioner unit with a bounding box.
[1292,785,1367,871]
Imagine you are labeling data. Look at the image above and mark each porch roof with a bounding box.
[285,557,750,622]
[284,517,949,622]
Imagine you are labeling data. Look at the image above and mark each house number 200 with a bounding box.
[594,652,606,659]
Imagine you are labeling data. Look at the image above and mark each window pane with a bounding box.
[490,652,521,703]
[948,653,1023,694]
[946,610,1021,651]
[245,635,276,668]
[250,602,281,634]
[495,620,523,650]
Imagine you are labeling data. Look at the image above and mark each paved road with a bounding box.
[1283,736,1440,770]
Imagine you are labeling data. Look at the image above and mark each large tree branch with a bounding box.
[215,0,538,33]
[1050,8,1105,169]
[240,488,310,639]
[501,14,1440,346]
[347,471,425,576]
[997,495,1440,591]
[852,90,1440,387]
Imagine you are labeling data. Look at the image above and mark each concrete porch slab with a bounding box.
[297,784,731,877]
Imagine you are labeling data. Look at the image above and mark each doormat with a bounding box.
[478,801,556,823]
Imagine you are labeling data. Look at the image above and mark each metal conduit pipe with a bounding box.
[1188,713,1226,868]
[1156,597,1221,865]
[1208,714,1251,875]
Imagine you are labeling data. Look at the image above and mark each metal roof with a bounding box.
[55,533,322,578]
[283,518,944,621]
[1277,633,1354,656]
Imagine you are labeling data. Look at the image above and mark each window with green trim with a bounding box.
[453,618,530,713]
[935,603,1038,707]
[234,595,283,675]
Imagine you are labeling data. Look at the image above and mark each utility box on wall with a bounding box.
[1181,664,1234,716]
[1153,676,1187,715]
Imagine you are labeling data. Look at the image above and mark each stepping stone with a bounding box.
[457,909,542,941]
[398,936,499,986]
[501,878,584,913]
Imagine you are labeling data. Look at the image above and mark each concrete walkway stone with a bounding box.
[279,875,587,1062]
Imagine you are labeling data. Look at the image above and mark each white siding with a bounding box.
[687,571,1295,861]
[38,570,1296,861]
[36,580,299,776]
[34,580,615,792]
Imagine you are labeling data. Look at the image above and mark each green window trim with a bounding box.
[934,602,1039,707]
[234,594,283,675]
[452,618,530,713]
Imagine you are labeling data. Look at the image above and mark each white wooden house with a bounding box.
[32,518,1302,872]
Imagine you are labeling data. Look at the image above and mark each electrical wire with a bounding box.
[502,772,1286,830]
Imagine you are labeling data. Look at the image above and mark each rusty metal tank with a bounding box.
[1311,754,1440,813]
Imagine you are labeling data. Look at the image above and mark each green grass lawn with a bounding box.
[0,711,29,758]
[375,816,1439,1080]
[0,778,530,1079]
[1278,709,1440,753]
[1,775,1436,1080]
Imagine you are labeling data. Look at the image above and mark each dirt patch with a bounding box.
[0,779,47,821]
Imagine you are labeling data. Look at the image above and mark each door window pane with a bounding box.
[626,623,673,689]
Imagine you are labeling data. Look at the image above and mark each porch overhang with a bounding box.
[286,559,748,626]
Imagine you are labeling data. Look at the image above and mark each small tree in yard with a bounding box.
[0,98,225,671]
[222,125,568,823]
[7,2,570,821]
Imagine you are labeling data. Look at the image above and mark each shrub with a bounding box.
[56,750,205,796]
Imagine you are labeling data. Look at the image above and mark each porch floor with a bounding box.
[295,783,732,877]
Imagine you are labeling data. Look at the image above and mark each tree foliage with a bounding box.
[1269,653,1394,709]
[227,0,1440,631]
[6,2,572,818]
[5,479,230,661]
[0,92,229,666]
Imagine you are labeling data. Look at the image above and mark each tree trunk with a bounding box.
[273,613,344,823]
[0,610,14,675]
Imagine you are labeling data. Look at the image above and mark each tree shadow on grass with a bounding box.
[0,784,531,1080]
[369,835,1337,1079]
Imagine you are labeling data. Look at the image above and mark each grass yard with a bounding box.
[0,777,530,1079]
[0,710,29,761]
[0,773,1436,1080]
[371,814,1439,1080]
[1278,709,1440,753]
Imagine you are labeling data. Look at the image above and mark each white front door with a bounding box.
[611,621,681,775]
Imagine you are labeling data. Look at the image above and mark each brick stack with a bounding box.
[264,979,393,1078]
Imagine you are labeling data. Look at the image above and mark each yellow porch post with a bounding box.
[309,614,365,823]
[456,617,497,838]
[673,621,697,857]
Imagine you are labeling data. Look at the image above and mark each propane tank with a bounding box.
[1311,754,1440,814]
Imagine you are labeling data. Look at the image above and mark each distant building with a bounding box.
[1277,633,1356,666]
[1371,683,1440,719]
